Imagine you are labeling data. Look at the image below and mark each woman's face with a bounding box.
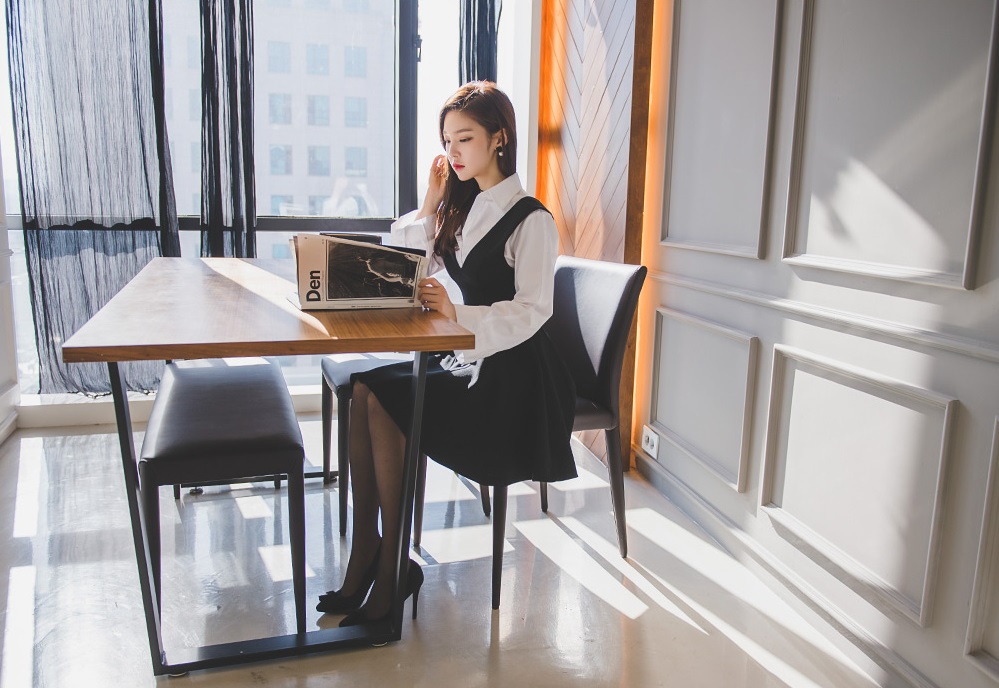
[442,110,502,185]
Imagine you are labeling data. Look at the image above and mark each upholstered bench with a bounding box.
[138,361,307,633]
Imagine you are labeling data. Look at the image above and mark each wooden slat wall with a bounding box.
[537,0,641,466]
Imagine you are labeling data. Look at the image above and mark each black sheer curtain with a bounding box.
[459,0,501,84]
[6,0,178,394]
[200,0,255,258]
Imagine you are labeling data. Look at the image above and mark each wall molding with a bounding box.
[650,270,999,364]
[0,409,15,446]
[659,0,781,259]
[780,0,999,291]
[761,345,955,627]
[634,450,941,688]
[965,417,999,682]
[650,307,758,492]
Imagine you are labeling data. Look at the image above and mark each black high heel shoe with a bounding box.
[338,560,424,627]
[316,544,381,614]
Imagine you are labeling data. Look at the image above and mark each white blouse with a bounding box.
[390,173,559,362]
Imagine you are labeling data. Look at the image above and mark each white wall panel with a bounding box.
[762,345,955,626]
[966,418,999,682]
[782,0,996,288]
[651,308,758,491]
[661,0,778,257]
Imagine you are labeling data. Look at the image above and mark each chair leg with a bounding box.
[287,465,307,634]
[274,474,282,490]
[337,391,351,537]
[540,482,548,513]
[605,426,628,558]
[480,484,491,517]
[173,484,181,500]
[321,378,333,483]
[491,484,507,610]
[413,453,427,549]
[139,468,162,611]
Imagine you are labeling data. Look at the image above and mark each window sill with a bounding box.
[15,385,323,428]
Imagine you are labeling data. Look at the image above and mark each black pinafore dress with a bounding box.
[353,197,577,486]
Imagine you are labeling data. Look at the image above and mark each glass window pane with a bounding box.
[344,96,367,127]
[344,147,367,177]
[307,95,330,126]
[344,46,367,77]
[269,93,292,124]
[255,5,395,218]
[270,145,292,175]
[308,146,331,176]
[306,44,329,75]
[268,41,291,73]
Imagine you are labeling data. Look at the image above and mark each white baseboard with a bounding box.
[634,451,939,688]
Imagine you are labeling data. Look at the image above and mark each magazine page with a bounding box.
[295,233,428,310]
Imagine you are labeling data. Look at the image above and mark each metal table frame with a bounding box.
[106,352,428,675]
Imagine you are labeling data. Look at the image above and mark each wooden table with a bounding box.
[62,257,474,676]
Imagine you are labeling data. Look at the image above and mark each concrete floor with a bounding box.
[0,416,885,687]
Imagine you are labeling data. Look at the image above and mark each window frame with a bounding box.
[4,1,419,238]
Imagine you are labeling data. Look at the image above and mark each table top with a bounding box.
[62,257,474,363]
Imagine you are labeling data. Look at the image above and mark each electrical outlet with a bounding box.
[641,425,659,459]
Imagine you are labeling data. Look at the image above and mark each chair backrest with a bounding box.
[543,256,648,422]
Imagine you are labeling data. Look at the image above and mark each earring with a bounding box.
[496,145,504,157]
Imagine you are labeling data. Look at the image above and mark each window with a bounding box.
[308,146,331,176]
[270,195,294,215]
[344,46,367,78]
[190,141,199,174]
[306,44,329,75]
[308,195,329,215]
[164,35,172,67]
[307,95,330,126]
[270,145,292,175]
[344,147,367,177]
[267,41,291,73]
[165,88,173,119]
[269,93,292,124]
[344,97,367,127]
[344,0,369,11]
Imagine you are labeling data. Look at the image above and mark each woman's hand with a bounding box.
[417,155,448,220]
[418,277,456,321]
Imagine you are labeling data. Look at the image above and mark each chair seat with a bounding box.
[140,362,304,470]
[573,397,616,431]
[321,353,413,392]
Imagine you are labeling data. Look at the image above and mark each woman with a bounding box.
[319,81,576,626]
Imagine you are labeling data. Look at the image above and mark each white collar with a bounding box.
[476,173,524,210]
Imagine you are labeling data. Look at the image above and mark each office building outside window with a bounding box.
[344,147,367,177]
[307,95,330,126]
[270,145,293,175]
[271,195,294,215]
[308,146,331,176]
[306,44,329,75]
[344,46,366,77]
[344,97,366,127]
[268,41,291,73]
[308,195,330,215]
[269,93,292,125]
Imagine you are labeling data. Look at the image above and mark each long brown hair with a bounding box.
[433,81,517,256]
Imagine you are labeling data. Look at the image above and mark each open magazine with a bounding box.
[293,233,429,310]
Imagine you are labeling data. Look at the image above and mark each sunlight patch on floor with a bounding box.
[515,518,647,619]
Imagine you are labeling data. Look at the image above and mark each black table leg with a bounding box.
[390,351,429,636]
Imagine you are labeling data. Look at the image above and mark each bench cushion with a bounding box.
[140,362,304,465]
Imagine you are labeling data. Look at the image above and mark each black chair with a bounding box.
[320,353,491,545]
[139,361,308,633]
[415,256,647,608]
